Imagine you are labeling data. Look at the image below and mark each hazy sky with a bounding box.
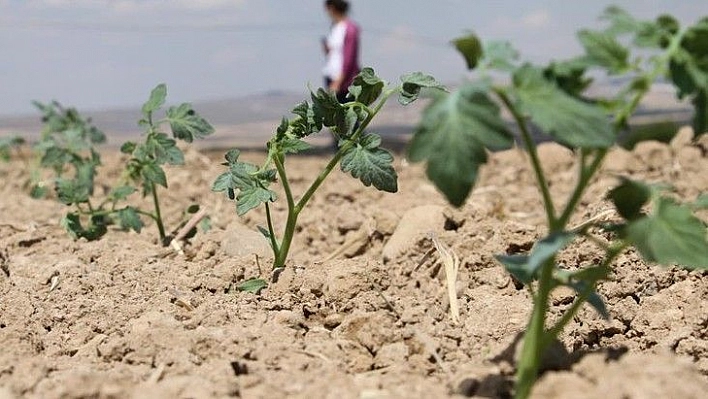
[1,0,705,116]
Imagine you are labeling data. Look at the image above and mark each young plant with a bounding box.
[214,67,443,290]
[31,101,107,199]
[0,135,25,162]
[34,84,214,243]
[121,84,215,244]
[408,8,708,399]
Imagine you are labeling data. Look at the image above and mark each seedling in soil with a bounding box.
[121,84,215,244]
[34,84,214,244]
[0,135,25,162]
[409,7,708,399]
[214,67,444,291]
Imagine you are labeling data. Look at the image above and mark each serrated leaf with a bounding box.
[311,88,345,128]
[340,133,397,192]
[141,162,167,188]
[622,196,708,268]
[55,178,90,205]
[212,172,232,193]
[236,186,276,216]
[290,101,323,137]
[237,278,267,294]
[577,30,629,72]
[110,185,136,201]
[495,232,576,285]
[348,67,384,106]
[513,65,615,149]
[116,207,143,233]
[608,178,651,221]
[278,137,312,154]
[407,82,514,206]
[142,84,167,118]
[399,72,446,105]
[166,103,215,143]
[452,33,483,70]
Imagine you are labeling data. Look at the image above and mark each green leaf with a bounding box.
[142,84,167,118]
[278,137,312,154]
[554,265,611,319]
[452,33,483,70]
[481,40,519,72]
[236,186,276,216]
[166,103,215,143]
[55,178,90,205]
[399,72,446,105]
[120,141,136,154]
[495,232,576,285]
[141,162,168,188]
[694,193,708,210]
[408,82,514,206]
[311,88,345,127]
[607,178,651,221]
[212,172,233,193]
[348,67,385,106]
[237,278,267,294]
[622,196,708,268]
[60,213,108,241]
[577,30,629,72]
[513,65,615,149]
[110,185,136,201]
[340,133,398,193]
[290,101,323,138]
[567,281,609,319]
[116,207,143,233]
[544,58,593,97]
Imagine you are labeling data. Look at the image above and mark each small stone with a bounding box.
[323,313,343,330]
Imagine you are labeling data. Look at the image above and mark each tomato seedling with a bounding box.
[34,84,214,244]
[409,7,708,399]
[214,68,444,291]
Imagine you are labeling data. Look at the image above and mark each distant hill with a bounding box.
[0,81,694,151]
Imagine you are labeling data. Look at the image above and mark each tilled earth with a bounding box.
[1,129,707,399]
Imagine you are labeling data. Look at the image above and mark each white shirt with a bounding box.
[323,21,346,79]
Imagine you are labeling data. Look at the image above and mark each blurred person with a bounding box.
[322,0,360,103]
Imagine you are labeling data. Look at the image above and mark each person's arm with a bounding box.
[331,21,359,93]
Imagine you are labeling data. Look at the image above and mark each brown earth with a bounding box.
[0,128,707,399]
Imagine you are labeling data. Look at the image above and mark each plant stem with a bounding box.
[556,149,607,228]
[150,181,166,245]
[264,202,280,255]
[514,259,554,399]
[495,88,557,228]
[272,154,296,268]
